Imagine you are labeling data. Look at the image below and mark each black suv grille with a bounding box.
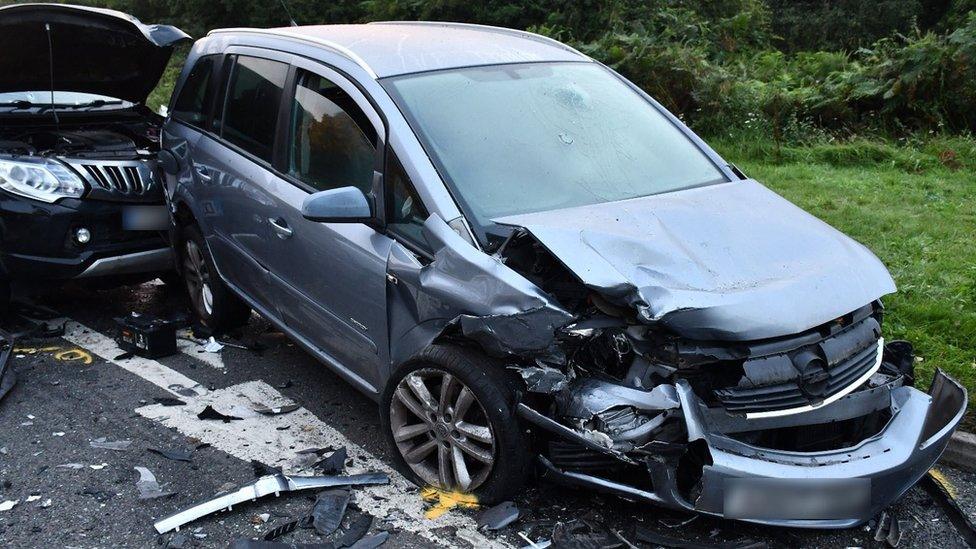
[62,158,160,202]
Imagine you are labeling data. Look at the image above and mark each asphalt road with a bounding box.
[0,280,973,548]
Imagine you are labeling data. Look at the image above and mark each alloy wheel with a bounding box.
[389,368,496,492]
[183,239,214,317]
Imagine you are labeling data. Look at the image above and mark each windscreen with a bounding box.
[386,62,727,225]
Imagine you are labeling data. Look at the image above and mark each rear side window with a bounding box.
[287,69,377,194]
[172,55,215,127]
[221,56,288,162]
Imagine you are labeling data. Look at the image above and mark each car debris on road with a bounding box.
[153,472,390,534]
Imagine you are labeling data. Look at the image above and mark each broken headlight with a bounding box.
[0,155,85,203]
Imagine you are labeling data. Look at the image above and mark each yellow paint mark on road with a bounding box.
[929,467,957,499]
[13,346,93,364]
[421,487,480,519]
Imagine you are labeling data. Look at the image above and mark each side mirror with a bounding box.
[301,186,372,223]
[157,149,182,176]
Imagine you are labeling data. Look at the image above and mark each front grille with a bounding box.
[61,158,159,200]
[714,338,881,415]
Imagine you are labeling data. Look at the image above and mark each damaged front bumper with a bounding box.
[536,369,966,528]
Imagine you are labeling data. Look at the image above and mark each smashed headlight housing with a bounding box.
[0,155,85,203]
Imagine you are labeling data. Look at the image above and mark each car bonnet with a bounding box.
[0,3,189,104]
[493,179,897,341]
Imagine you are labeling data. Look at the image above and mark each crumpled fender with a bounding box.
[387,214,574,365]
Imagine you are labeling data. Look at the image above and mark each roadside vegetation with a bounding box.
[120,0,976,413]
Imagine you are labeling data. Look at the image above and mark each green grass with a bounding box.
[712,136,976,427]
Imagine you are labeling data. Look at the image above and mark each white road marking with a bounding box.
[61,320,507,548]
[63,322,207,398]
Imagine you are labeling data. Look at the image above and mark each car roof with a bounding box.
[208,21,590,78]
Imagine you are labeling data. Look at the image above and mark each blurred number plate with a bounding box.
[123,205,168,231]
[724,477,870,520]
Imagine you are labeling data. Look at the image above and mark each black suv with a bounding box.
[0,4,188,310]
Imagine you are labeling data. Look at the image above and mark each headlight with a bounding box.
[0,156,85,203]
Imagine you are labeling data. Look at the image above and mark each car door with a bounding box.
[262,60,394,393]
[194,50,291,314]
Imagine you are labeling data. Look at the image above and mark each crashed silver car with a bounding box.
[160,22,967,527]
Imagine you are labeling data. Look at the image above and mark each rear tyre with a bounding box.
[178,224,250,333]
[380,344,530,504]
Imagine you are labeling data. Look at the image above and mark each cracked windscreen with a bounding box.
[386,62,728,227]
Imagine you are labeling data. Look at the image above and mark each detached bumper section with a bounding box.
[533,369,966,527]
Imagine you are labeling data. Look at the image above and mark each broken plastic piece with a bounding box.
[251,460,283,477]
[153,472,389,534]
[313,447,348,475]
[337,514,373,548]
[149,447,193,462]
[90,437,132,451]
[197,405,242,422]
[154,397,187,406]
[254,404,299,416]
[348,531,390,549]
[477,501,520,531]
[518,365,568,394]
[0,500,18,511]
[310,489,350,536]
[134,466,175,500]
[203,337,224,353]
[263,516,310,541]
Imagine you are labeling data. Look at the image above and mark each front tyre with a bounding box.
[380,345,530,504]
[178,224,250,334]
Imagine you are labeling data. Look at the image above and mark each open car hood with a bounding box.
[495,179,896,341]
[0,4,189,104]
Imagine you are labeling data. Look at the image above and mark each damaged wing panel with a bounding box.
[386,214,574,363]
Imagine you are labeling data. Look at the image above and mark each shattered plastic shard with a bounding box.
[0,500,18,511]
[310,489,350,536]
[135,466,176,500]
[90,437,133,451]
[477,500,520,531]
[153,472,389,534]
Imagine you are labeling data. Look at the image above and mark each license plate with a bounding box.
[122,205,168,231]
[724,477,870,520]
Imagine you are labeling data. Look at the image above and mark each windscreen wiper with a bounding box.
[0,100,37,110]
[60,99,125,111]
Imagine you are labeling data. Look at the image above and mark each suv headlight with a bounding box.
[0,156,85,203]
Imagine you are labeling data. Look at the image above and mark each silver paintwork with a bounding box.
[75,248,173,278]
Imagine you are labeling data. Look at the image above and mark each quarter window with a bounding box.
[386,151,429,247]
[221,56,288,163]
[287,69,377,194]
[172,55,215,127]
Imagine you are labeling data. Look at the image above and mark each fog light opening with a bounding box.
[73,227,91,245]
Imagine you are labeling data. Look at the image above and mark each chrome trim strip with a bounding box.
[745,338,885,420]
[75,248,174,279]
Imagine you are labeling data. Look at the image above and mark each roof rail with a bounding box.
[206,27,379,79]
[370,21,588,59]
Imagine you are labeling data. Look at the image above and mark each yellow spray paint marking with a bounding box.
[13,346,93,364]
[929,467,957,499]
[420,487,480,519]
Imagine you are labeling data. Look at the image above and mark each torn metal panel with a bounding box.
[558,379,679,419]
[153,473,389,534]
[386,214,573,363]
[494,180,896,341]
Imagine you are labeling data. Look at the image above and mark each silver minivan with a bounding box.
[160,22,966,527]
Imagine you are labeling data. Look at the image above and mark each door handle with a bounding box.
[268,217,293,239]
[193,164,212,182]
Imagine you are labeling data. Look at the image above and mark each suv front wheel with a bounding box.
[178,223,251,334]
[380,345,530,504]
